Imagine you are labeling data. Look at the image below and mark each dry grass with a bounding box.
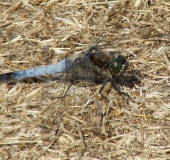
[0,0,170,159]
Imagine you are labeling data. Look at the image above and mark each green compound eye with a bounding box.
[110,55,129,74]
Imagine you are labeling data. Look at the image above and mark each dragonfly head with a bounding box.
[109,55,128,74]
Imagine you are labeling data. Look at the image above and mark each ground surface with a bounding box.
[0,0,170,159]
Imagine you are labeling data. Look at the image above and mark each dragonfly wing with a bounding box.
[0,36,101,83]
[55,54,96,98]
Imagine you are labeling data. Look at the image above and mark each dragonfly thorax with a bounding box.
[109,55,128,74]
[89,48,110,69]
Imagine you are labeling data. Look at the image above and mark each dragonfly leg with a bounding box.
[114,75,135,88]
[124,79,136,88]
[116,74,141,89]
[99,78,110,102]
[110,77,134,102]
[124,76,141,89]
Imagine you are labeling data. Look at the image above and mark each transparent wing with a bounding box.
[87,36,101,49]
[39,37,110,138]
[82,36,101,55]
[55,55,95,98]
[55,36,102,98]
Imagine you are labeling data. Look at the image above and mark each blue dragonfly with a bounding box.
[0,37,140,100]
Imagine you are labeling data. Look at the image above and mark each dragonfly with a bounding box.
[0,37,140,101]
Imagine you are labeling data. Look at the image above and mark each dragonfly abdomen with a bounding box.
[0,58,73,82]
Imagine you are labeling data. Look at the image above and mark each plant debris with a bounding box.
[0,0,170,159]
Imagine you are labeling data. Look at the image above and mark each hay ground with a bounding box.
[0,0,170,159]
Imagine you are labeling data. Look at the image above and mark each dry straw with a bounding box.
[0,0,170,159]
